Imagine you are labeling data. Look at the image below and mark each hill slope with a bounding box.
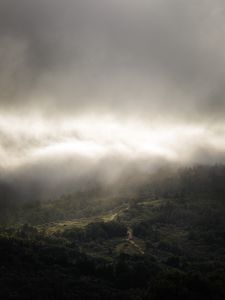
[1,165,225,299]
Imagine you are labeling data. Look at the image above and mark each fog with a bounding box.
[0,0,225,198]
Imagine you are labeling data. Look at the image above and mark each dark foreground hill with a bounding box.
[0,165,225,299]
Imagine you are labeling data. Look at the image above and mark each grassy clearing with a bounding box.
[38,208,126,235]
[138,199,163,207]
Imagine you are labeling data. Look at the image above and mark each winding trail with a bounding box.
[127,227,145,255]
[113,205,145,255]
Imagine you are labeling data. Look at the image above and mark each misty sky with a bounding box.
[1,0,225,185]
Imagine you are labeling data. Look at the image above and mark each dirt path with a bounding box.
[127,227,145,255]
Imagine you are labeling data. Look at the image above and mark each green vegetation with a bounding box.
[0,165,225,299]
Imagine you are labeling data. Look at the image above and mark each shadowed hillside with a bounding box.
[0,165,225,299]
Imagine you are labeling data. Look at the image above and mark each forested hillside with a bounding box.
[0,165,225,299]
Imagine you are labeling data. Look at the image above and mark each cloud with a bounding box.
[0,0,225,198]
[0,0,224,120]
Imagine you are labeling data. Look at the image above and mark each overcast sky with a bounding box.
[0,0,225,188]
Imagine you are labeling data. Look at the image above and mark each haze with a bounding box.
[1,0,225,192]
